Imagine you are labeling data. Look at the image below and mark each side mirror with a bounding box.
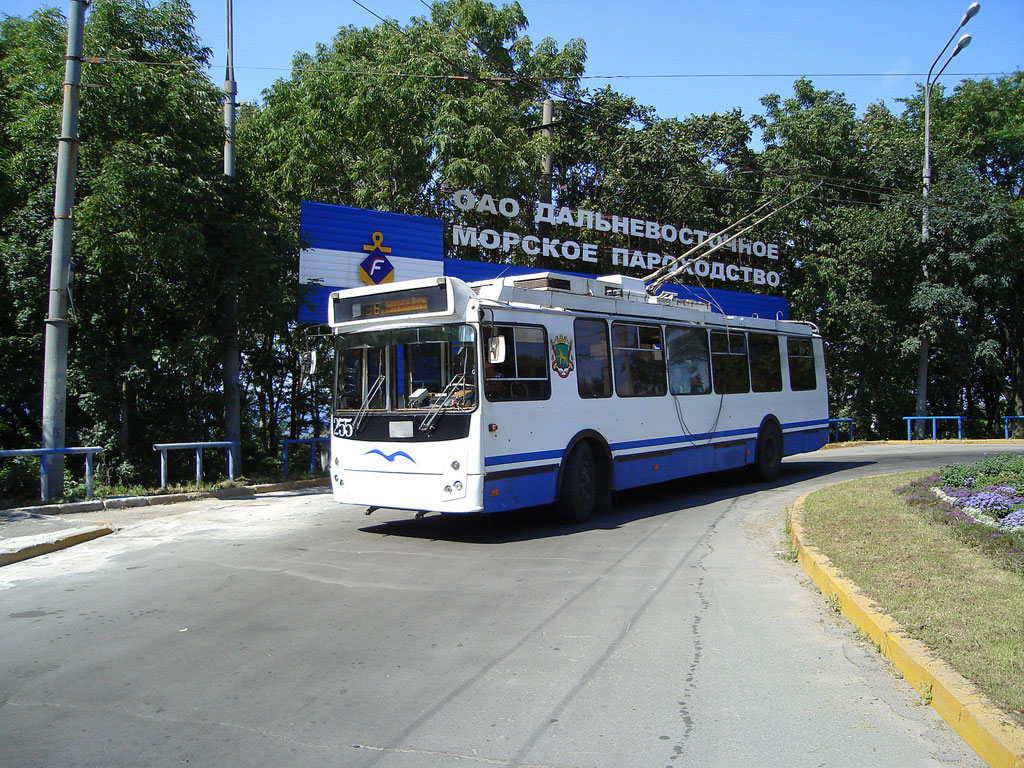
[487,335,506,365]
[308,350,318,377]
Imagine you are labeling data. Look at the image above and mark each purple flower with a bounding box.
[941,485,1024,518]
[1001,509,1024,529]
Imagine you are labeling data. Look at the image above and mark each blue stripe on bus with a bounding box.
[483,419,830,468]
[783,418,830,430]
[484,448,566,467]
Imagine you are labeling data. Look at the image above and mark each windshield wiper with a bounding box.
[353,373,385,433]
[419,373,466,433]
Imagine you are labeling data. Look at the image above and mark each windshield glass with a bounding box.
[335,325,477,412]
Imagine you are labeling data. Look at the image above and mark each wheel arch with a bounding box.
[556,430,613,502]
[758,413,783,437]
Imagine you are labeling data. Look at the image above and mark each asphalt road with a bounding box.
[3,443,1019,768]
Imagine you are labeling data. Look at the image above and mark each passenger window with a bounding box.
[711,331,750,394]
[666,326,711,396]
[484,325,551,401]
[749,333,783,392]
[612,323,666,397]
[575,318,612,399]
[787,337,817,391]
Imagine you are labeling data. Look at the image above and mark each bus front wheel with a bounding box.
[557,443,596,523]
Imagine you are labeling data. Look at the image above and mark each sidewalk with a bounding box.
[0,478,330,567]
[0,509,114,567]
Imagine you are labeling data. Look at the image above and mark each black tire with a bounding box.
[753,421,783,482]
[557,442,596,523]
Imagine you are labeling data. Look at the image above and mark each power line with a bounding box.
[92,56,1008,83]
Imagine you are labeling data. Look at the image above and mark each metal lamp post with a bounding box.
[923,2,979,242]
[914,2,979,435]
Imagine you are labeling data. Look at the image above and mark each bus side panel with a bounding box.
[782,426,828,456]
[613,441,718,491]
[483,466,558,512]
[714,439,755,472]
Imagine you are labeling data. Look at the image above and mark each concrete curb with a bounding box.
[821,439,1024,450]
[0,525,114,568]
[8,477,331,517]
[789,492,1024,768]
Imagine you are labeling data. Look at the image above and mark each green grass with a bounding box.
[800,471,1024,726]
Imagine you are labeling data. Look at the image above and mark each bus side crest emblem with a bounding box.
[551,335,574,378]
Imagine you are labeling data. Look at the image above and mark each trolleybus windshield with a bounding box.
[335,325,477,413]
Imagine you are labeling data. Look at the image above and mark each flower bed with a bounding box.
[937,453,1024,530]
[895,453,1024,577]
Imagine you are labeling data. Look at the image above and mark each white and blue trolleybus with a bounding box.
[327,271,828,522]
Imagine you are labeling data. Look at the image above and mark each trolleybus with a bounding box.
[327,271,828,522]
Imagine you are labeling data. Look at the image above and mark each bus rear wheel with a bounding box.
[753,421,783,482]
[557,443,596,523]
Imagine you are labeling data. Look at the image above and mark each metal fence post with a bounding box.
[85,451,94,499]
[195,447,203,486]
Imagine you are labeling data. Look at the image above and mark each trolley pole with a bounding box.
[41,0,88,499]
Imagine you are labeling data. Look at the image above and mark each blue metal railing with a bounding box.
[152,441,240,489]
[827,418,854,442]
[903,416,963,441]
[280,438,329,478]
[0,446,103,500]
[1004,416,1024,440]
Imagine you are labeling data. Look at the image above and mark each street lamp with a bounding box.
[914,2,979,436]
[922,2,979,242]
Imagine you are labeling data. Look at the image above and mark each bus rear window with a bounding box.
[484,325,551,401]
[787,337,817,391]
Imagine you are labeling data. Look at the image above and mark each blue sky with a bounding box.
[6,0,1022,130]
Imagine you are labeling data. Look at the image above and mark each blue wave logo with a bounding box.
[364,449,415,464]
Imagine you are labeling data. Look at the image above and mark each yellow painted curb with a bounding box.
[0,526,114,568]
[790,492,1024,768]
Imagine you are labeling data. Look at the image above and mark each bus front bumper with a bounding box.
[331,470,484,514]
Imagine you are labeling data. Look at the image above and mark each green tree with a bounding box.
[241,0,585,228]
[0,1,291,498]
[943,74,1024,433]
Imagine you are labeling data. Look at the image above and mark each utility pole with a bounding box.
[537,98,554,269]
[223,0,236,177]
[41,0,88,499]
[222,0,242,475]
[540,98,554,205]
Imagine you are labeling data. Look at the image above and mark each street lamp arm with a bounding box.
[933,34,971,85]
[927,2,980,85]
